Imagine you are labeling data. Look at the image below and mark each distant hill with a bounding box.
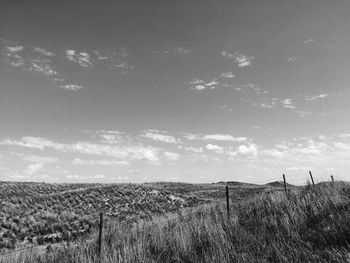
[216,181,261,187]
[265,181,295,187]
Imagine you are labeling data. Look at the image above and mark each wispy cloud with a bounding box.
[187,71,238,92]
[203,134,247,142]
[220,72,235,78]
[163,152,181,160]
[282,99,296,109]
[187,79,220,91]
[1,39,82,91]
[33,47,55,57]
[0,38,135,91]
[97,130,125,144]
[305,94,329,101]
[6,45,24,52]
[72,158,130,166]
[205,144,225,153]
[187,78,204,85]
[58,84,83,91]
[180,146,204,153]
[221,51,254,67]
[219,105,233,112]
[253,98,279,109]
[1,136,161,162]
[234,83,267,95]
[152,46,192,55]
[303,38,315,44]
[11,152,58,164]
[65,49,92,67]
[286,56,298,63]
[253,98,298,111]
[142,131,181,144]
[173,46,192,54]
[190,85,207,91]
[237,144,258,156]
[24,163,44,175]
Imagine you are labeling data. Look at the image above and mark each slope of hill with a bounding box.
[0,182,207,251]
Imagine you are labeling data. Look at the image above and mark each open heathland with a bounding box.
[0,182,217,251]
[1,181,349,262]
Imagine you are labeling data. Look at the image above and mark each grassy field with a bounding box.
[1,181,349,262]
[0,182,216,251]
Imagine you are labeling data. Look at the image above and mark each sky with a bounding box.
[1,0,350,184]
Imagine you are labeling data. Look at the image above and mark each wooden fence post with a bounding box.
[226,185,230,219]
[309,171,315,186]
[331,175,334,182]
[98,212,103,260]
[283,174,287,193]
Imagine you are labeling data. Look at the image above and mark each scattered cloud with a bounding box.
[220,72,235,78]
[173,46,192,54]
[0,38,135,92]
[33,47,55,57]
[72,158,130,166]
[187,78,204,85]
[282,99,296,109]
[286,166,314,171]
[286,56,298,63]
[0,136,161,163]
[152,46,192,55]
[221,51,254,67]
[253,98,298,111]
[253,98,279,109]
[6,45,24,53]
[237,144,258,156]
[142,131,181,144]
[182,133,201,140]
[187,71,237,92]
[191,85,207,91]
[303,38,315,44]
[58,84,83,91]
[11,152,58,164]
[65,49,92,67]
[187,78,218,91]
[203,134,247,142]
[205,80,219,87]
[234,83,267,95]
[92,48,133,71]
[164,152,180,161]
[219,105,233,112]
[181,146,204,153]
[24,163,44,175]
[1,39,82,91]
[205,144,225,153]
[92,174,105,179]
[97,130,125,144]
[305,94,329,101]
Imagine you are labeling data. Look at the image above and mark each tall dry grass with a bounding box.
[2,182,350,263]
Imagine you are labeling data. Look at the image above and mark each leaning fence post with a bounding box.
[226,185,230,219]
[331,175,334,182]
[309,171,315,186]
[283,174,287,193]
[98,212,103,260]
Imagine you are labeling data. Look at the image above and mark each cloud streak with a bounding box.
[1,136,161,162]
